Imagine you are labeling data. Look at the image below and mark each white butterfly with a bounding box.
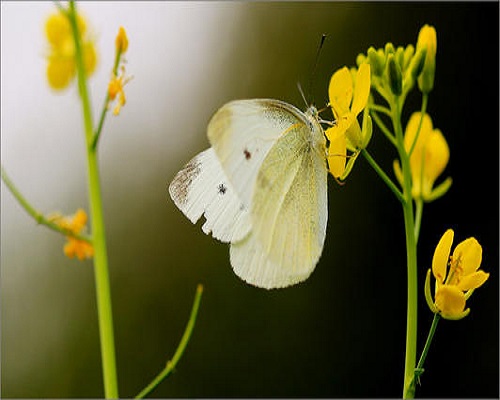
[169,99,328,289]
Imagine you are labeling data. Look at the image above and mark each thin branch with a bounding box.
[1,166,92,243]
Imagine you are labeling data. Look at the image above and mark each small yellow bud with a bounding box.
[416,24,437,94]
[115,26,129,54]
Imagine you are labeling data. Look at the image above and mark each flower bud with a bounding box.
[115,26,129,54]
[403,45,415,71]
[367,46,384,76]
[416,24,437,94]
[409,47,427,81]
[387,54,402,96]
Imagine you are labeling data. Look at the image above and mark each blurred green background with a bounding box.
[1,2,498,398]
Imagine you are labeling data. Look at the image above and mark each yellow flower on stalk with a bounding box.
[45,10,97,90]
[50,209,94,260]
[326,63,371,179]
[425,229,489,320]
[108,66,131,116]
[393,112,451,201]
[107,27,130,116]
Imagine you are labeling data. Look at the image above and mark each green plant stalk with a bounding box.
[92,45,123,150]
[68,2,118,398]
[1,166,92,243]
[408,94,428,158]
[392,98,418,399]
[135,284,204,399]
[410,313,441,390]
[361,149,405,203]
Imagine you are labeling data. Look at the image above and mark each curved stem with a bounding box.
[92,45,124,150]
[135,284,204,399]
[411,314,441,390]
[69,2,118,398]
[361,149,405,203]
[371,110,397,147]
[1,166,92,243]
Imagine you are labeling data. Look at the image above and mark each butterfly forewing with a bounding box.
[208,99,308,210]
[229,105,328,288]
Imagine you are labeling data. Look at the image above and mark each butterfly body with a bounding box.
[169,99,328,289]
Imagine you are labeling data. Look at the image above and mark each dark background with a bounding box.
[2,2,498,398]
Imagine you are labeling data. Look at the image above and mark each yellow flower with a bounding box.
[416,24,437,94]
[425,229,489,320]
[50,209,94,261]
[393,112,451,201]
[45,10,97,90]
[326,63,371,179]
[108,66,130,116]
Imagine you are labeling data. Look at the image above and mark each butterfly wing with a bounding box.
[208,99,307,209]
[226,104,328,288]
[168,148,251,243]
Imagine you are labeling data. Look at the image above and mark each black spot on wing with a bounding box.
[217,183,227,195]
[244,148,252,160]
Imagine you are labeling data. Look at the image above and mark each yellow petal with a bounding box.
[453,237,482,276]
[432,229,453,283]
[329,67,352,118]
[46,58,75,90]
[351,63,371,117]
[83,42,98,77]
[326,129,347,179]
[345,119,363,151]
[393,159,403,187]
[435,285,466,317]
[457,271,489,291]
[421,128,450,197]
[404,112,433,154]
[45,13,72,48]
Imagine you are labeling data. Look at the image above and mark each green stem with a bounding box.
[361,149,405,203]
[68,2,118,398]
[393,98,418,399]
[92,47,123,150]
[414,199,423,244]
[408,94,428,158]
[135,284,204,399]
[369,103,392,118]
[1,166,92,243]
[370,110,397,147]
[411,314,441,390]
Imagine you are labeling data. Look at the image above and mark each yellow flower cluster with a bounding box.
[45,10,97,90]
[426,229,489,319]
[50,209,94,260]
[356,24,436,100]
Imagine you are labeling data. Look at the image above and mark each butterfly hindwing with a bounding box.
[168,148,251,243]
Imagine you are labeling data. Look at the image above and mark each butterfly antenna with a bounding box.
[307,33,327,104]
[297,81,308,109]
